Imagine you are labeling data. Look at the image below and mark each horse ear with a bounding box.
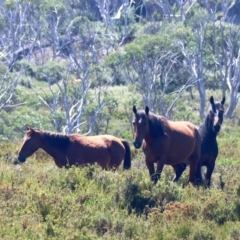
[145,106,149,116]
[133,105,137,114]
[210,96,214,105]
[221,96,226,105]
[26,126,35,133]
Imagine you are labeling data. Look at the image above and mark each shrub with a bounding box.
[34,61,66,84]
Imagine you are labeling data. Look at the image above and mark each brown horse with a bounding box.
[18,127,131,169]
[132,106,201,184]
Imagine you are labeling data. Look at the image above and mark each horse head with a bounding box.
[132,106,150,149]
[208,96,225,133]
[18,126,41,162]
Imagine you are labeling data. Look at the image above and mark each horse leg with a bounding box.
[188,160,198,184]
[154,160,164,184]
[53,156,68,168]
[194,160,203,186]
[205,162,215,188]
[145,159,155,183]
[172,163,187,182]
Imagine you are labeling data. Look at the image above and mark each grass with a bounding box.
[1,81,240,239]
[1,125,240,239]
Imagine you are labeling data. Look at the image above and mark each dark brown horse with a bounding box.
[132,106,201,184]
[173,96,225,187]
[18,127,131,169]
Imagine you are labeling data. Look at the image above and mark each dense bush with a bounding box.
[1,128,240,239]
[34,61,67,84]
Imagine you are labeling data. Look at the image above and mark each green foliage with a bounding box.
[0,87,239,238]
[0,64,8,77]
[4,0,16,10]
[0,107,52,141]
[105,22,197,95]
[185,3,211,28]
[13,60,34,76]
[33,61,66,84]
[0,15,7,36]
[38,0,66,12]
[2,0,240,238]
[70,16,94,37]
[1,128,240,239]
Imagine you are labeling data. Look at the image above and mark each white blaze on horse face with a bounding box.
[214,116,219,126]
[138,117,142,124]
[213,109,222,126]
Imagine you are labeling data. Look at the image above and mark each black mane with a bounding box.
[198,116,217,144]
[41,131,71,150]
[147,111,167,138]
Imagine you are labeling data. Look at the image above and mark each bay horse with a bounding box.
[17,127,131,170]
[172,96,225,187]
[132,106,201,184]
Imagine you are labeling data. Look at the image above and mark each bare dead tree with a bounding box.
[29,18,116,134]
[215,39,240,118]
[30,75,62,132]
[225,47,240,117]
[94,0,133,46]
[30,65,114,135]
[212,21,227,98]
[152,0,174,22]
[0,70,21,111]
[178,23,206,119]
[212,21,240,118]
[29,61,92,134]
[150,0,198,22]
[0,1,29,69]
[110,1,131,46]
[202,0,234,20]
[0,1,51,69]
[121,49,195,118]
[95,0,113,33]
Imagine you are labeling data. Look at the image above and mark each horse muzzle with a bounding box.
[18,154,26,163]
[133,140,143,149]
[213,124,221,133]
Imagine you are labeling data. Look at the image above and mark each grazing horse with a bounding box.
[18,127,131,170]
[132,106,201,184]
[173,96,225,187]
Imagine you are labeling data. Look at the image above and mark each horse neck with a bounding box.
[199,118,218,141]
[38,133,65,160]
[144,115,166,145]
[144,132,154,146]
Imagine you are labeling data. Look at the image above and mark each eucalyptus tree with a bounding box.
[105,22,195,119]
[211,21,240,118]
[29,16,117,134]
[178,22,206,120]
[198,0,240,118]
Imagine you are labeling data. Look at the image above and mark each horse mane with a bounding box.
[148,111,167,138]
[41,131,71,150]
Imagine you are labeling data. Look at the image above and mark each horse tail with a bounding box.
[120,139,131,170]
[195,128,202,158]
[195,127,203,184]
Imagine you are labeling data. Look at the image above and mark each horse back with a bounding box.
[167,120,199,141]
[166,121,201,160]
[86,134,125,155]
[68,134,125,168]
